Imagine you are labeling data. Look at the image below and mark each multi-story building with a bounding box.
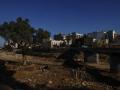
[87,31,107,40]
[50,40,64,48]
[42,38,65,48]
[70,32,83,39]
[87,31,113,47]
[87,30,117,44]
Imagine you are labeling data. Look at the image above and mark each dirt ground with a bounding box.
[0,51,119,90]
[3,61,119,90]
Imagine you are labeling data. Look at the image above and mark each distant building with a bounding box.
[87,30,117,45]
[107,30,116,42]
[87,31,106,40]
[50,40,64,48]
[62,34,66,40]
[70,32,83,39]
[86,31,114,47]
[66,32,83,46]
[42,38,65,48]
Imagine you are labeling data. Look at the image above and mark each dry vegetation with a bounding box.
[0,51,119,90]
[4,60,120,90]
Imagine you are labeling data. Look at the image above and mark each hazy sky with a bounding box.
[0,0,120,35]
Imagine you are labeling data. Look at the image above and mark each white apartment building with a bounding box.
[50,40,64,48]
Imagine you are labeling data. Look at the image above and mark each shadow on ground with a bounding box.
[58,48,120,89]
[0,60,89,90]
[58,48,80,69]
[87,67,120,87]
[0,60,34,90]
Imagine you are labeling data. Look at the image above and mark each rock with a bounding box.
[48,80,53,84]
[28,78,32,82]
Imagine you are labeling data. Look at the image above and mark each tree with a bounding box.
[0,17,35,64]
[0,17,52,64]
[33,28,51,44]
[0,17,34,47]
[54,33,63,40]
